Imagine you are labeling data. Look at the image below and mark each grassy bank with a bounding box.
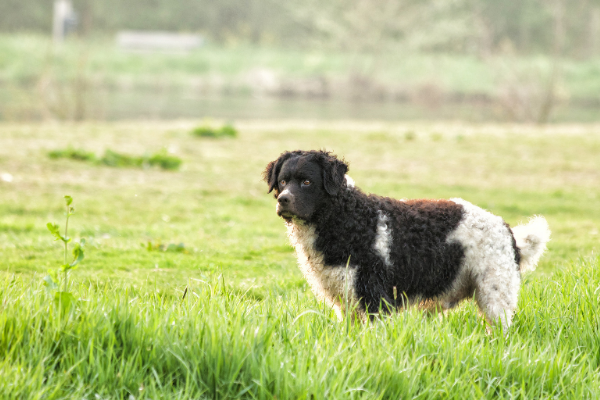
[1,121,600,397]
[3,34,600,122]
[2,34,600,99]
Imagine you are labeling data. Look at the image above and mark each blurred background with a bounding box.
[1,0,599,123]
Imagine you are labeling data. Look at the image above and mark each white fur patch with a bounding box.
[286,220,358,320]
[344,174,355,188]
[445,198,521,329]
[373,210,393,268]
[512,216,551,273]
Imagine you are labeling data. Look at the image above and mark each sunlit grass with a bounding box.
[1,257,599,398]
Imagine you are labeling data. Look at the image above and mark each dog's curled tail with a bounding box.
[512,216,551,273]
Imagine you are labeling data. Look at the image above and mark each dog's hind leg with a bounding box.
[473,266,521,331]
[416,298,450,316]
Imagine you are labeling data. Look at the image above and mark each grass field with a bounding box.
[1,120,600,398]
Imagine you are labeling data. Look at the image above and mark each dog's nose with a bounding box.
[278,193,292,206]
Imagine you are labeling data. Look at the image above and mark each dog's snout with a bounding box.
[278,193,292,206]
[276,190,296,219]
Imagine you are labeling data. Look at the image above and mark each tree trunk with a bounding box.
[590,7,600,58]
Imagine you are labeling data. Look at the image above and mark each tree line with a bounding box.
[1,0,599,58]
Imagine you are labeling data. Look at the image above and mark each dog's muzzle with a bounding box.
[276,190,295,219]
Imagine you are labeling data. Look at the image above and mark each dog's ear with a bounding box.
[320,153,349,196]
[263,152,293,195]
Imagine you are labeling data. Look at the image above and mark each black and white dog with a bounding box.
[264,150,550,329]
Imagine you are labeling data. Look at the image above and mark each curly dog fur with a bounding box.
[264,150,550,329]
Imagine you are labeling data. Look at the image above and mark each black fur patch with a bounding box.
[313,191,465,313]
[504,221,522,268]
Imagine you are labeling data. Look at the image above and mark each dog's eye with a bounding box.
[302,180,311,186]
[279,180,286,186]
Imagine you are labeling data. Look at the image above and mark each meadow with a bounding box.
[1,120,600,398]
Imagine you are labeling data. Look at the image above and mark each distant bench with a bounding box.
[116,31,204,52]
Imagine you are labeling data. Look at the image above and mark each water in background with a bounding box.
[2,87,597,123]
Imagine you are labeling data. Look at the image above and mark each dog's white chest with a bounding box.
[286,221,356,318]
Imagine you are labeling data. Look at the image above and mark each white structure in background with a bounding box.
[52,0,77,42]
[116,31,204,52]
[1,173,13,183]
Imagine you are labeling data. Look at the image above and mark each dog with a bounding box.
[263,150,550,329]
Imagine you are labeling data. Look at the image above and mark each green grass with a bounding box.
[48,147,96,162]
[2,258,600,399]
[191,122,238,138]
[48,147,182,170]
[1,120,600,397]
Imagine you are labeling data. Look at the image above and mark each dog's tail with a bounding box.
[512,216,551,273]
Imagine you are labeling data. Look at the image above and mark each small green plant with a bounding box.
[48,147,96,162]
[219,123,238,137]
[44,195,85,312]
[430,132,442,141]
[147,150,183,171]
[404,130,416,141]
[49,147,183,171]
[99,149,182,170]
[191,123,238,138]
[144,240,187,253]
[100,149,144,168]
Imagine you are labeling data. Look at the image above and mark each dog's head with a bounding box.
[263,150,349,221]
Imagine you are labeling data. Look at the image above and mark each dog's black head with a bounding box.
[263,150,349,221]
